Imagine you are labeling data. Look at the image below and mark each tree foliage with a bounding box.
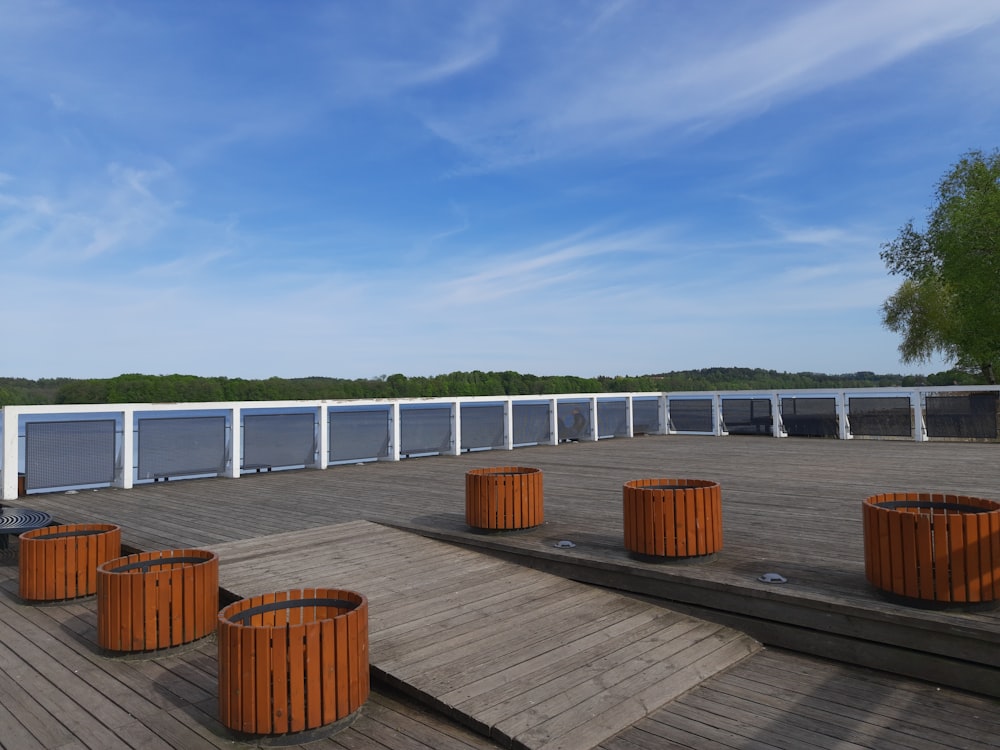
[880,149,1000,383]
[0,368,959,407]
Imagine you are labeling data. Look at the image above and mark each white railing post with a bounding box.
[451,400,462,456]
[661,395,671,435]
[771,394,786,438]
[549,398,560,445]
[912,391,928,442]
[625,396,635,438]
[837,393,852,439]
[504,398,514,450]
[1,407,18,501]
[390,402,401,461]
[587,396,598,441]
[115,407,134,489]
[713,395,727,436]
[226,407,241,478]
[316,406,329,469]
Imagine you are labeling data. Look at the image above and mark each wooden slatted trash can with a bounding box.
[218,588,369,741]
[19,523,121,602]
[466,466,544,530]
[623,478,723,558]
[863,492,1000,604]
[97,548,219,653]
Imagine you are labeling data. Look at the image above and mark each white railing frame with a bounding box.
[3,385,998,500]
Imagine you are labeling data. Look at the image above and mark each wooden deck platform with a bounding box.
[7,434,1000,748]
[213,520,760,750]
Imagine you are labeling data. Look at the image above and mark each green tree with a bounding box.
[880,149,1000,383]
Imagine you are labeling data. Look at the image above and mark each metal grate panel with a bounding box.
[512,403,551,445]
[781,397,838,437]
[557,402,590,441]
[632,398,661,434]
[669,399,713,433]
[848,397,911,437]
[597,400,629,438]
[243,413,316,469]
[926,393,999,439]
[460,404,505,451]
[138,416,227,480]
[722,398,772,435]
[25,419,116,490]
[400,407,451,455]
[329,409,390,462]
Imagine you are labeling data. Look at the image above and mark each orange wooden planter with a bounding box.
[97,548,219,653]
[863,492,1000,604]
[19,523,121,602]
[218,588,369,739]
[466,466,544,530]
[623,478,723,558]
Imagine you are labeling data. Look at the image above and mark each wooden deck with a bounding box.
[6,434,1000,748]
[0,549,504,750]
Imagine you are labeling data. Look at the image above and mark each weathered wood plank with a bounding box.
[436,606,675,704]
[493,626,758,750]
[714,649,1000,746]
[604,646,1000,750]
[352,687,507,749]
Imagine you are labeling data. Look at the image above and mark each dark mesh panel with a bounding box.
[723,398,773,435]
[460,404,505,450]
[512,403,551,445]
[400,407,451,455]
[557,402,590,441]
[926,393,999,439]
[669,399,713,433]
[25,420,116,490]
[243,413,316,469]
[848,397,911,437]
[781,397,838,437]
[632,398,661,434]
[596,400,628,438]
[138,416,226,479]
[329,409,389,462]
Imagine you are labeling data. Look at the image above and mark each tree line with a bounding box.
[0,367,980,407]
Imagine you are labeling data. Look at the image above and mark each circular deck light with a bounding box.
[758,572,787,583]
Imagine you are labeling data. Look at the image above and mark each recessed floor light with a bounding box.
[758,572,787,583]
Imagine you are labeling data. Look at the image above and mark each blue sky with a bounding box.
[3,1,999,381]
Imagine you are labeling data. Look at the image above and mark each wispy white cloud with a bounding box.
[318,1,505,102]
[0,160,178,265]
[376,40,499,92]
[433,226,674,305]
[415,0,1000,169]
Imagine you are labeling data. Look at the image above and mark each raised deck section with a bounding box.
[213,520,760,750]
